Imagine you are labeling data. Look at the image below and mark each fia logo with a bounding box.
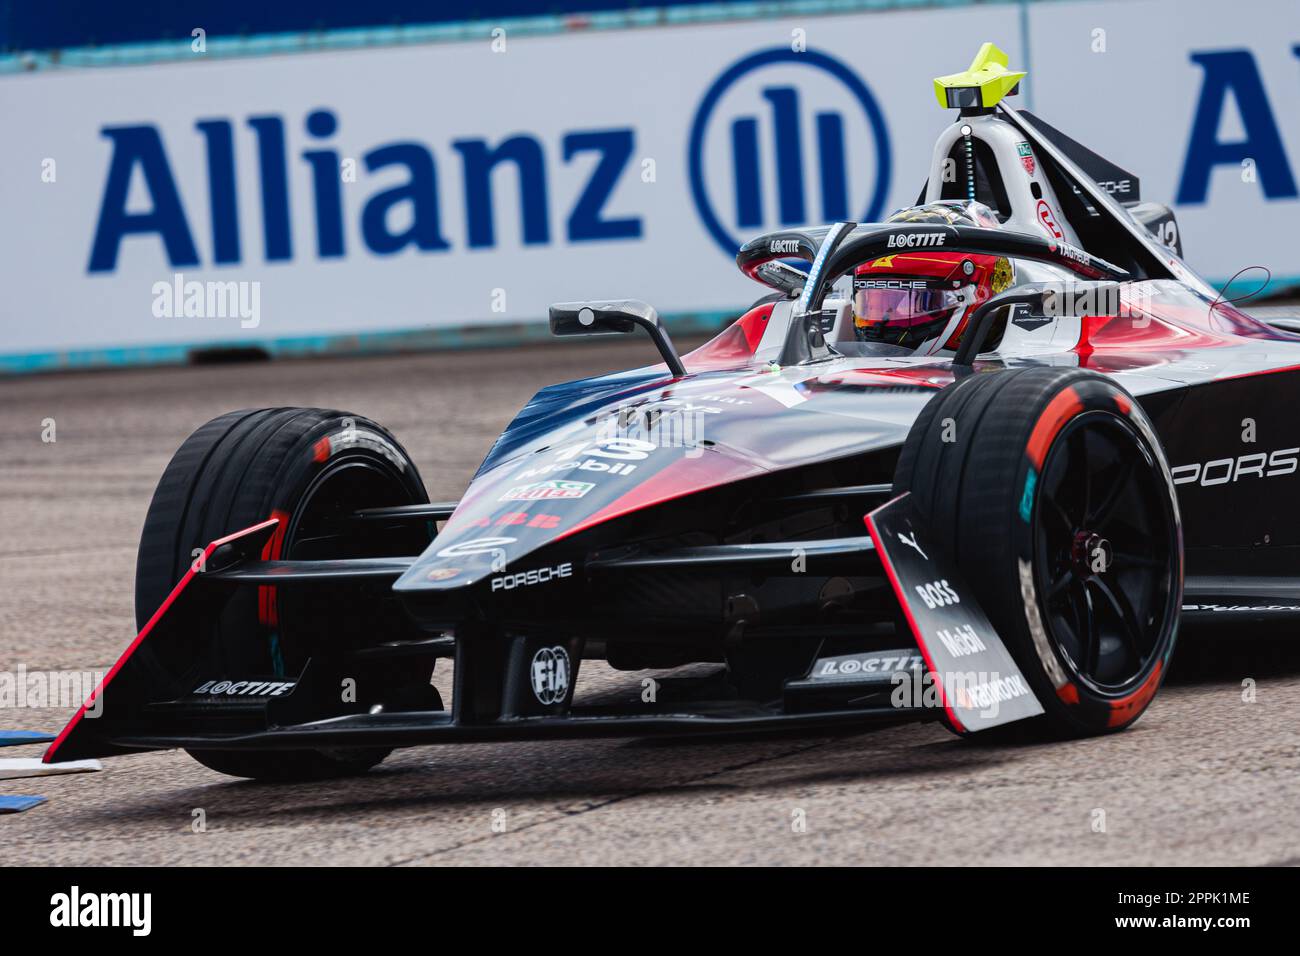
[688,48,892,257]
[530,646,571,706]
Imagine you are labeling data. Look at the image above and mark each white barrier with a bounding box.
[0,0,1297,368]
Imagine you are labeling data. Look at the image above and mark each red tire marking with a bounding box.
[1026,386,1082,470]
[312,436,331,462]
[1106,661,1163,728]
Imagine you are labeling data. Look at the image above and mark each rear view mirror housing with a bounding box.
[548,299,685,377]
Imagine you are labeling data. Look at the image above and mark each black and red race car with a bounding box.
[47,45,1300,780]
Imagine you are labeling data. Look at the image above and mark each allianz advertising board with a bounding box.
[1,0,1298,364]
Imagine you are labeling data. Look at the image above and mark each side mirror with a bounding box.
[548,299,686,377]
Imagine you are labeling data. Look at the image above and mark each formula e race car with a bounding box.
[47,44,1300,780]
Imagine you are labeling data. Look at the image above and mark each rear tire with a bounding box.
[893,368,1182,738]
[135,407,432,781]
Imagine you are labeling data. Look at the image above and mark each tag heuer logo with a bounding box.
[1016,142,1036,175]
[500,480,594,501]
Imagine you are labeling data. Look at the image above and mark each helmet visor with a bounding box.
[853,279,964,344]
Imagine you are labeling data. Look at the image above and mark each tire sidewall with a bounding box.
[263,415,423,559]
[1006,374,1183,734]
[134,410,427,686]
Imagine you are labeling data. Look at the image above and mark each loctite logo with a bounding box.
[887,232,946,248]
[192,679,296,696]
[814,652,924,678]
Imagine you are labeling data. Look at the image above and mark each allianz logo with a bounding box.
[689,47,892,257]
[89,47,892,273]
[82,43,1300,274]
[87,110,643,272]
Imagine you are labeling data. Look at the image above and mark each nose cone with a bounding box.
[393,432,763,592]
[394,359,945,593]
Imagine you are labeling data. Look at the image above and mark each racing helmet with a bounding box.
[853,201,1016,353]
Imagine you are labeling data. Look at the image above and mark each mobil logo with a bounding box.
[688,48,892,257]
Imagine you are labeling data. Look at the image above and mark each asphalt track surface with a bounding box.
[2,340,1299,866]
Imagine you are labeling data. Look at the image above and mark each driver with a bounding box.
[853,201,1016,354]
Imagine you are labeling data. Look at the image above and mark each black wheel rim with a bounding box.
[1033,411,1177,695]
[286,458,424,562]
[273,455,428,671]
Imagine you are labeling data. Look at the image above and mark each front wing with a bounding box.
[48,498,1047,762]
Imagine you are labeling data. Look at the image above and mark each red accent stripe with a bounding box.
[312,437,331,462]
[863,502,965,733]
[738,302,775,351]
[1026,386,1082,470]
[1217,362,1300,384]
[942,313,972,353]
[556,453,764,543]
[257,509,291,627]
[43,518,281,764]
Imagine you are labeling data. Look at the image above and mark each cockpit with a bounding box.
[731,44,1209,366]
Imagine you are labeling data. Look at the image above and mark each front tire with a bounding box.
[894,368,1182,738]
[135,407,432,781]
